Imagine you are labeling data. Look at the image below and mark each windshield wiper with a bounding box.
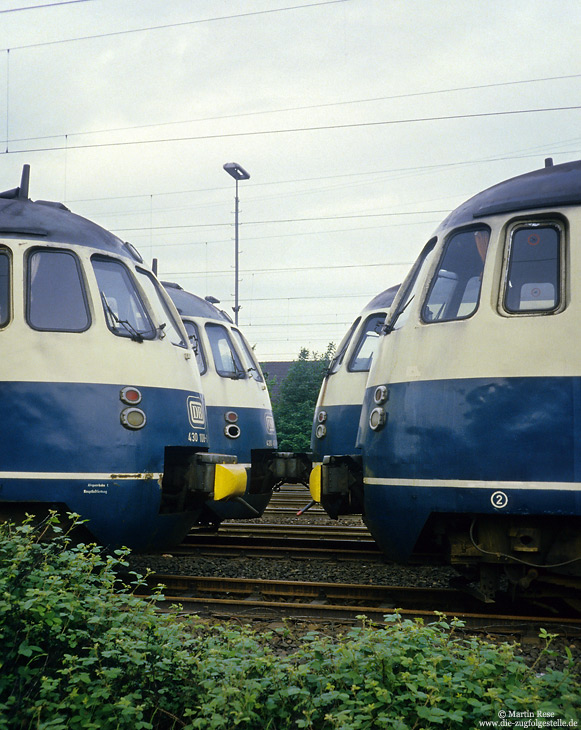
[100,292,144,343]
[383,295,414,334]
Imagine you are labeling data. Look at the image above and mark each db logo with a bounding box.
[187,395,206,429]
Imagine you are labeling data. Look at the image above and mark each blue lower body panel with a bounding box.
[359,375,581,561]
[363,481,581,561]
[0,476,198,551]
[0,381,208,549]
[311,403,362,463]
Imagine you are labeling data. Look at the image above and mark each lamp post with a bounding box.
[223,162,250,325]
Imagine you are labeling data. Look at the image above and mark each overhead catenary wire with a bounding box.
[1,0,350,52]
[6,72,581,146]
[0,0,93,13]
[3,105,581,156]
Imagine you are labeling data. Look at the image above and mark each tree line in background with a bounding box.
[262,344,335,452]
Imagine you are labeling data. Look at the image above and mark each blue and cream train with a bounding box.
[0,166,245,551]
[162,282,278,521]
[310,159,581,598]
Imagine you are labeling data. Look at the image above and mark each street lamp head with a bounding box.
[223,162,250,181]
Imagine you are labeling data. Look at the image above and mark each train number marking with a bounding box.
[490,490,508,509]
[188,431,207,444]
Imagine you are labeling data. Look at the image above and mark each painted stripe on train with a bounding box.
[364,477,580,490]
[0,472,162,480]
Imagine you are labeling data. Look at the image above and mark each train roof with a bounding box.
[0,166,142,263]
[442,158,581,229]
[162,282,232,322]
[363,284,399,312]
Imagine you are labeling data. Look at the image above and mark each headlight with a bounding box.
[224,424,241,439]
[315,424,327,439]
[369,407,386,431]
[120,407,147,430]
[374,385,388,405]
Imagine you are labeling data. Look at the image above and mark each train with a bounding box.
[162,282,280,522]
[0,166,246,551]
[310,158,581,600]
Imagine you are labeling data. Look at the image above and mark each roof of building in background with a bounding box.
[260,361,293,398]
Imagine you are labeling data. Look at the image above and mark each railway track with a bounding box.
[178,485,387,560]
[179,533,385,561]
[149,573,581,639]
[140,486,581,639]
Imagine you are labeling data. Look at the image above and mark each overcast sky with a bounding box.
[2,0,581,360]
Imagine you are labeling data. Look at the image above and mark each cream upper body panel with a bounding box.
[368,206,579,389]
[1,237,200,391]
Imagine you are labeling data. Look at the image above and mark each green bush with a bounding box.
[0,514,579,729]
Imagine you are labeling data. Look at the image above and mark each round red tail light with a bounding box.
[120,386,142,405]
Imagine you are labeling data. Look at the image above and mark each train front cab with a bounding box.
[309,286,399,517]
[0,173,246,550]
[313,159,581,599]
[163,283,288,522]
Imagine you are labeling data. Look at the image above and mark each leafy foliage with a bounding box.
[0,514,579,729]
[269,344,335,451]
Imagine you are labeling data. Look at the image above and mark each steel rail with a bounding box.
[149,574,581,637]
[173,535,385,561]
[188,522,372,540]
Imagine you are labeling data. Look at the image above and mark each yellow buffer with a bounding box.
[309,464,322,503]
[214,463,247,501]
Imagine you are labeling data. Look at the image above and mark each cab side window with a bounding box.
[184,320,207,374]
[386,237,436,332]
[92,256,154,341]
[27,249,90,332]
[349,314,386,372]
[136,269,187,347]
[205,323,245,378]
[422,228,489,323]
[328,317,360,374]
[0,251,9,327]
[504,225,561,313]
[231,328,264,382]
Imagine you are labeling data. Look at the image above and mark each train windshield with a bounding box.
[136,269,187,347]
[231,328,264,382]
[0,251,9,327]
[92,256,154,341]
[183,320,207,374]
[328,317,360,375]
[422,227,490,323]
[205,323,245,378]
[27,249,90,332]
[348,314,386,372]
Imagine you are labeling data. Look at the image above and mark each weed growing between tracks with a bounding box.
[0,514,579,729]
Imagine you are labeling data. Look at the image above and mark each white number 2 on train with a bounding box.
[490,491,508,509]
